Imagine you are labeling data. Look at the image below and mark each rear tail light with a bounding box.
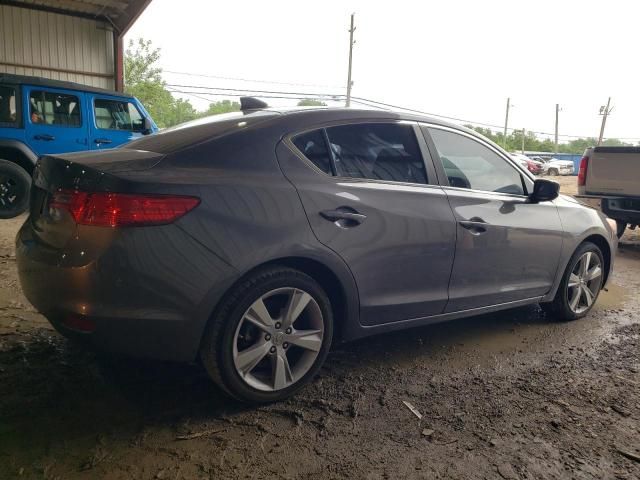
[577,156,589,186]
[50,190,200,227]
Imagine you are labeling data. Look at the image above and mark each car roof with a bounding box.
[0,73,134,98]
[257,106,474,133]
[128,106,498,156]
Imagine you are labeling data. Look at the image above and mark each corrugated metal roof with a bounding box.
[2,0,152,34]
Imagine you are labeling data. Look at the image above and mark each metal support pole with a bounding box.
[345,14,355,107]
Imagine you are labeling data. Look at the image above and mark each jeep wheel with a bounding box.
[548,168,559,176]
[0,159,31,219]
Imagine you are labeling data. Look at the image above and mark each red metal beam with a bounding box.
[114,36,124,92]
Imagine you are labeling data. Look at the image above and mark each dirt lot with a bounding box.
[1,180,639,479]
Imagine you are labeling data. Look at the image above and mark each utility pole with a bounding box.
[503,97,510,148]
[521,128,525,154]
[554,104,560,154]
[345,13,356,107]
[597,97,612,146]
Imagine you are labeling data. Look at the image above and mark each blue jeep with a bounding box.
[0,74,158,218]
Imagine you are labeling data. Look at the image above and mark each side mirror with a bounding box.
[530,178,560,203]
[142,117,153,135]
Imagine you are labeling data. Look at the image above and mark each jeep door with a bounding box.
[88,95,148,149]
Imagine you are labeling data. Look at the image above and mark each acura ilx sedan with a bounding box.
[16,100,616,403]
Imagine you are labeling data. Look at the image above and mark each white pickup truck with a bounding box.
[576,146,640,238]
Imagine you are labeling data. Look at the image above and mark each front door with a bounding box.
[276,121,457,326]
[424,126,564,312]
[88,95,147,150]
[24,87,88,155]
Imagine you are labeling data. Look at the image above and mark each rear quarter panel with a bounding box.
[147,125,360,347]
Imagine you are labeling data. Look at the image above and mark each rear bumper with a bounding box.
[575,195,640,225]
[16,219,237,362]
[602,197,640,225]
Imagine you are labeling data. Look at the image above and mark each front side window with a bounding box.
[29,90,81,127]
[325,123,427,184]
[428,128,525,195]
[94,99,144,131]
[0,86,18,126]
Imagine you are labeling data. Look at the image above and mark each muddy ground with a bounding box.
[1,178,639,479]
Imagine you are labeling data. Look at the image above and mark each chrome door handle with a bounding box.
[459,218,488,235]
[94,138,112,145]
[320,209,367,224]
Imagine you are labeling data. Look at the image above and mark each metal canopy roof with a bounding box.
[1,0,152,35]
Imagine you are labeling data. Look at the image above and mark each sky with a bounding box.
[127,0,640,143]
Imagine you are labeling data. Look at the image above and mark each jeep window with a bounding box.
[94,99,144,132]
[0,86,18,127]
[325,123,427,184]
[29,91,81,127]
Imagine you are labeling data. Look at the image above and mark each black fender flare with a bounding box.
[0,139,38,164]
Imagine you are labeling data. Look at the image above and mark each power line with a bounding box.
[350,96,598,138]
[163,69,344,90]
[166,89,343,103]
[166,82,343,99]
[164,85,635,141]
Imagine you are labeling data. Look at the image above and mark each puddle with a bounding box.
[593,281,630,311]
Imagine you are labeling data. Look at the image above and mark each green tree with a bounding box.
[165,98,199,126]
[463,124,632,154]
[124,38,198,128]
[201,100,241,116]
[297,99,327,107]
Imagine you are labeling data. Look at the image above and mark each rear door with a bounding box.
[88,95,147,149]
[423,125,564,312]
[24,86,88,155]
[276,121,457,326]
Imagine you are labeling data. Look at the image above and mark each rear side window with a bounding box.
[94,99,144,131]
[29,90,81,127]
[0,85,18,127]
[325,123,427,184]
[428,128,524,195]
[292,129,333,174]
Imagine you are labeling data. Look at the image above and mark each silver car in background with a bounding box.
[545,157,575,176]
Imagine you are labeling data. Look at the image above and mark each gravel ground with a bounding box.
[1,179,639,479]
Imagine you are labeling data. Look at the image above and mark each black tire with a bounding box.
[0,159,31,219]
[541,242,604,321]
[616,220,626,239]
[548,168,559,176]
[200,266,333,403]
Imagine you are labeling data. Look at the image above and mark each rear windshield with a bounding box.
[126,111,279,154]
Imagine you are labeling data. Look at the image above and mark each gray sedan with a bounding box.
[16,101,616,403]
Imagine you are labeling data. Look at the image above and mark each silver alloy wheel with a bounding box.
[566,251,603,314]
[232,287,324,392]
